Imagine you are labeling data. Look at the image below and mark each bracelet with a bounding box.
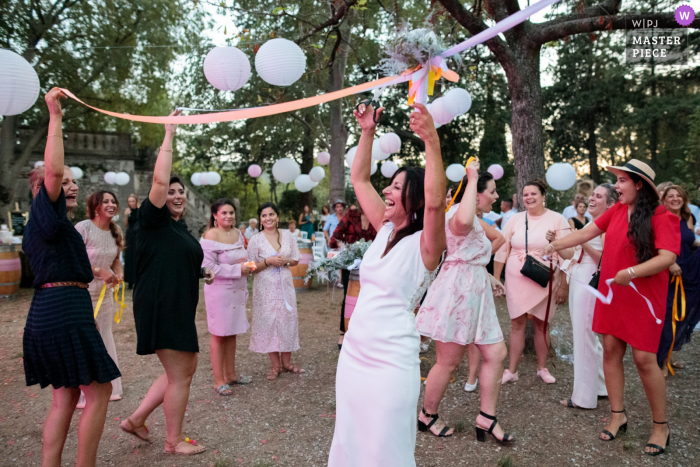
[47,134,63,138]
[627,267,637,279]
[159,147,173,153]
[264,259,268,267]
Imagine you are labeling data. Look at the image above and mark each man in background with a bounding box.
[323,199,345,244]
[244,218,259,239]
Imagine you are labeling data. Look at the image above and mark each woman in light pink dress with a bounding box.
[494,180,573,384]
[201,198,252,396]
[416,165,513,444]
[247,202,303,380]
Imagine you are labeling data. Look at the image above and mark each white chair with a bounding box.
[312,245,325,262]
[301,231,308,240]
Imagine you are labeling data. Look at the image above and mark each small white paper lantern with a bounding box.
[487,164,504,180]
[381,160,399,178]
[0,49,40,116]
[248,164,262,178]
[255,38,306,86]
[203,46,251,92]
[345,146,358,168]
[34,161,44,168]
[379,133,401,154]
[316,151,330,165]
[309,166,325,183]
[272,157,301,184]
[443,88,472,117]
[430,97,455,126]
[69,167,83,179]
[115,172,130,186]
[206,171,221,186]
[446,163,466,182]
[546,163,577,191]
[104,171,117,184]
[191,173,202,186]
[294,174,314,192]
[372,140,390,161]
[370,160,378,176]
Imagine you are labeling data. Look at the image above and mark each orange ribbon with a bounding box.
[666,275,685,375]
[445,157,476,212]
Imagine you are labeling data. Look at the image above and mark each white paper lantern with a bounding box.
[446,163,466,182]
[378,132,401,154]
[316,151,330,165]
[372,140,390,161]
[309,166,325,183]
[487,164,504,180]
[206,171,221,186]
[546,163,577,191]
[104,171,117,184]
[443,88,472,117]
[248,164,262,178]
[34,161,44,168]
[115,172,130,186]
[381,160,399,178]
[191,172,202,186]
[69,167,83,180]
[294,174,314,192]
[0,49,40,116]
[203,46,251,92]
[370,160,378,175]
[198,173,210,186]
[272,157,301,184]
[430,97,455,126]
[345,146,358,167]
[255,38,306,86]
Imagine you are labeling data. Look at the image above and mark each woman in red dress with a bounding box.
[544,160,679,456]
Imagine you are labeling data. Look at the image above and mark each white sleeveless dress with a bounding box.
[328,223,439,467]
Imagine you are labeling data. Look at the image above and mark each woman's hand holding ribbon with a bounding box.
[613,268,632,287]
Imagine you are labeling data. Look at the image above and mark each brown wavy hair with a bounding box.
[661,185,692,222]
[86,191,124,248]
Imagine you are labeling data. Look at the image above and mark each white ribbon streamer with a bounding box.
[269,252,294,312]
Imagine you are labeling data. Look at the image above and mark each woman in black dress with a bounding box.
[23,88,120,467]
[123,193,139,288]
[568,200,589,230]
[120,110,214,456]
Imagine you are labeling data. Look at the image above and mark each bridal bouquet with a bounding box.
[304,239,372,285]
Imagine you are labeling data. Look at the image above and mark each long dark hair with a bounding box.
[628,172,659,264]
[258,202,281,244]
[208,198,236,229]
[385,167,425,252]
[86,190,124,248]
[451,171,495,204]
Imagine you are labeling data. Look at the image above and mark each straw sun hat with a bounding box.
[605,159,659,198]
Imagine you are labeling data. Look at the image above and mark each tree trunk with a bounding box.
[587,111,600,183]
[0,116,18,208]
[300,122,315,209]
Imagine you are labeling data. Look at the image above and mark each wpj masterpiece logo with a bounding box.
[625,5,695,66]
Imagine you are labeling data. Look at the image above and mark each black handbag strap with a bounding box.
[525,213,529,254]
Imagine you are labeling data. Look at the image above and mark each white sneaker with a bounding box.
[464,378,478,392]
[419,339,431,353]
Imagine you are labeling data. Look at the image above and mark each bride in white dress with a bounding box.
[328,101,446,466]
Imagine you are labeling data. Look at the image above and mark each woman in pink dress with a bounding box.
[247,202,303,380]
[201,198,253,396]
[494,180,573,384]
[416,164,513,444]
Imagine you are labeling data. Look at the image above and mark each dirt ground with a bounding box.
[1,281,699,467]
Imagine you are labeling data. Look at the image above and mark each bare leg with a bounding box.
[466,343,481,385]
[42,386,80,467]
[127,373,167,429]
[420,341,467,436]
[632,348,670,454]
[223,335,237,383]
[281,352,304,372]
[156,349,199,451]
[475,342,509,440]
[508,315,527,373]
[600,334,628,440]
[209,335,226,388]
[533,317,550,370]
[267,352,281,379]
[76,381,112,467]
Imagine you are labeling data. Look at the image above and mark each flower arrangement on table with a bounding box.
[304,239,372,285]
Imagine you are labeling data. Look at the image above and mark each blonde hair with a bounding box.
[29,165,72,197]
[127,193,140,207]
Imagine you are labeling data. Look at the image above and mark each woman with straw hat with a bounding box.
[544,159,680,456]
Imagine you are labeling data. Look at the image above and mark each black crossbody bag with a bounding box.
[589,252,603,289]
[519,213,551,288]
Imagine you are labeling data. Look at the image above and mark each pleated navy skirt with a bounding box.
[23,286,121,389]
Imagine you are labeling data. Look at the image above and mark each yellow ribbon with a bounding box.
[666,275,685,375]
[445,157,476,213]
[94,283,107,319]
[93,281,127,323]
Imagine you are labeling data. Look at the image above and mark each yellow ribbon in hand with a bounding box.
[94,283,108,319]
[666,275,685,375]
[93,281,127,323]
[445,157,476,213]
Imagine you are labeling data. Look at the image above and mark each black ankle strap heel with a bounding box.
[417,408,453,437]
[600,409,627,441]
[475,411,514,444]
[645,421,670,456]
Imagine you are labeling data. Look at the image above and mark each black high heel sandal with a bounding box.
[600,409,627,441]
[475,411,514,444]
[645,421,670,456]
[417,408,453,437]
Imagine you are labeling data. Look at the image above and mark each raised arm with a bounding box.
[149,110,181,208]
[43,88,67,202]
[543,223,603,258]
[480,219,505,252]
[449,161,479,237]
[411,103,446,271]
[350,104,387,231]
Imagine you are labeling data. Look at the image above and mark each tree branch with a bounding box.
[295,0,357,45]
[290,111,331,150]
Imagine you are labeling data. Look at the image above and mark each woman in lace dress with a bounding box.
[328,102,446,467]
[247,202,303,380]
[75,191,125,408]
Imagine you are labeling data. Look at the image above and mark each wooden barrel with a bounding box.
[291,239,313,292]
[344,269,361,330]
[0,244,22,299]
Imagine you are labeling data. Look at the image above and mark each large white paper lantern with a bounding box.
[203,47,251,92]
[546,163,577,191]
[255,38,306,86]
[69,167,83,180]
[372,140,390,161]
[381,160,399,178]
[309,166,325,183]
[294,174,314,192]
[379,132,401,154]
[104,171,117,184]
[430,97,455,126]
[487,164,504,180]
[0,49,40,116]
[316,151,330,165]
[115,172,130,186]
[370,160,378,176]
[198,173,210,186]
[248,164,262,178]
[345,146,358,167]
[206,171,221,186]
[445,163,466,182]
[191,172,202,186]
[443,88,472,117]
[272,157,301,183]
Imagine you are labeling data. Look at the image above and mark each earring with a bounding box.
[214,219,218,227]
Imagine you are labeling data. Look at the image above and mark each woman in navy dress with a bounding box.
[22,88,120,467]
